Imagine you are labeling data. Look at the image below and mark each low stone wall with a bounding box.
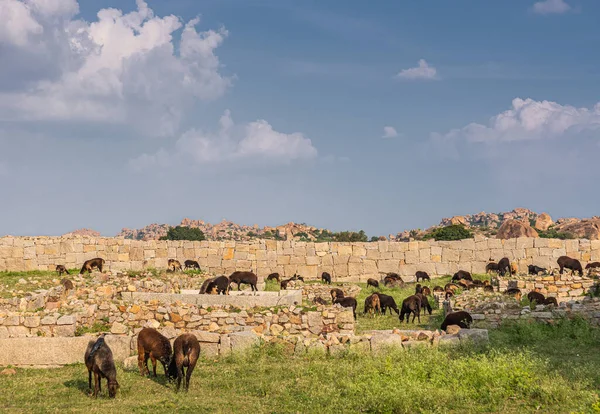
[122,290,302,308]
[498,273,595,303]
[452,290,600,328]
[2,235,599,280]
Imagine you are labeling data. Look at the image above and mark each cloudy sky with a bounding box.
[1,0,599,237]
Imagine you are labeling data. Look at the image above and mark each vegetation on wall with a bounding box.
[159,226,206,241]
[422,224,474,241]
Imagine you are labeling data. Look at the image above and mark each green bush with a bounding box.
[159,226,206,241]
[538,228,576,240]
[423,224,473,241]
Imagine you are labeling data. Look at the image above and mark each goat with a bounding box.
[503,288,522,302]
[497,257,511,276]
[56,265,70,276]
[80,258,104,274]
[528,265,547,275]
[229,271,258,291]
[399,295,422,323]
[383,273,404,288]
[586,262,600,275]
[557,256,583,276]
[313,297,329,305]
[333,296,357,319]
[137,328,172,378]
[452,270,473,282]
[199,277,215,294]
[543,297,558,306]
[421,286,432,296]
[167,333,200,392]
[415,283,423,294]
[85,335,119,398]
[527,291,546,305]
[280,280,289,290]
[440,311,473,331]
[184,260,200,270]
[266,273,280,282]
[415,271,430,282]
[363,293,381,316]
[321,272,332,284]
[432,286,444,293]
[485,262,499,274]
[168,259,182,272]
[374,293,399,315]
[205,276,229,295]
[367,278,379,288]
[483,285,494,292]
[417,293,432,315]
[330,288,345,301]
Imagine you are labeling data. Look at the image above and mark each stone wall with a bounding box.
[498,273,596,303]
[1,236,599,280]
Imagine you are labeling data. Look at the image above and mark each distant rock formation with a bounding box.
[496,219,539,239]
[554,217,600,240]
[63,228,101,237]
[534,213,553,231]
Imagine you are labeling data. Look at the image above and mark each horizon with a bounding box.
[1,0,599,237]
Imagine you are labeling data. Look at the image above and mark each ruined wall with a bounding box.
[1,236,599,280]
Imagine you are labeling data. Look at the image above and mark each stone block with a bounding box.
[370,334,404,352]
[229,331,260,354]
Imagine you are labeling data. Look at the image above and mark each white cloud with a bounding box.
[382,126,398,138]
[130,110,318,171]
[434,98,600,143]
[396,59,438,81]
[532,0,571,14]
[0,0,231,136]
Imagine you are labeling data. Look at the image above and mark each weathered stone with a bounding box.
[122,355,138,371]
[445,325,461,335]
[110,322,128,334]
[57,315,76,325]
[24,316,40,328]
[370,334,403,352]
[230,331,260,353]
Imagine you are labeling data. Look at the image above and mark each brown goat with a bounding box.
[321,272,332,284]
[205,276,229,295]
[417,293,432,315]
[374,293,399,315]
[557,256,583,276]
[363,293,381,316]
[497,257,511,276]
[85,336,119,398]
[330,288,345,301]
[432,286,444,293]
[440,311,473,331]
[56,265,70,276]
[399,295,422,323]
[527,291,546,305]
[167,333,200,392]
[80,257,105,274]
[229,271,258,291]
[503,288,522,302]
[266,273,280,282]
[137,328,172,377]
[415,271,430,282]
[383,273,404,287]
[485,262,499,274]
[168,259,183,272]
[452,270,473,282]
[367,278,379,288]
[543,297,558,306]
[60,278,74,297]
[421,286,432,296]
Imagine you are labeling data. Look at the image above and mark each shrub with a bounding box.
[423,224,473,241]
[160,226,206,241]
[538,228,576,240]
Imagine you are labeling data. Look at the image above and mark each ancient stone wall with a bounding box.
[1,236,599,280]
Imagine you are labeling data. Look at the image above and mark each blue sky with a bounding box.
[0,0,599,237]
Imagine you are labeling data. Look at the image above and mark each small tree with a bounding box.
[160,226,206,241]
[423,225,473,241]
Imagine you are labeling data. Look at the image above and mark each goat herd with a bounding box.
[84,327,200,399]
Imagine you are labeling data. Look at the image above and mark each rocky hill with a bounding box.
[117,219,325,242]
[62,228,101,237]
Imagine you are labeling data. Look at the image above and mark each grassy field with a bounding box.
[1,319,600,413]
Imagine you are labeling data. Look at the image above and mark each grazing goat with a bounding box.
[415,284,423,294]
[367,278,379,288]
[528,265,547,275]
[432,286,444,293]
[417,293,432,315]
[291,273,304,282]
[85,335,119,398]
[168,259,182,272]
[557,256,583,276]
[167,333,200,392]
[80,258,105,274]
[383,273,404,288]
[61,278,74,296]
[421,286,432,296]
[199,277,215,294]
[543,297,558,306]
[321,272,332,284]
[440,311,473,331]
[586,262,600,273]
[415,271,430,282]
[184,260,200,270]
[267,273,280,282]
[452,270,473,282]
[330,288,345,301]
[333,296,357,319]
[399,295,422,323]
[56,265,70,276]
[374,293,399,315]
[280,280,289,290]
[205,276,229,295]
[527,291,546,305]
[229,271,258,291]
[444,283,459,293]
[503,288,522,302]
[137,328,172,378]
[485,262,499,274]
[363,293,381,316]
[497,257,511,276]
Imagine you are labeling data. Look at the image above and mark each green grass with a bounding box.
[0,270,73,298]
[1,319,600,413]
